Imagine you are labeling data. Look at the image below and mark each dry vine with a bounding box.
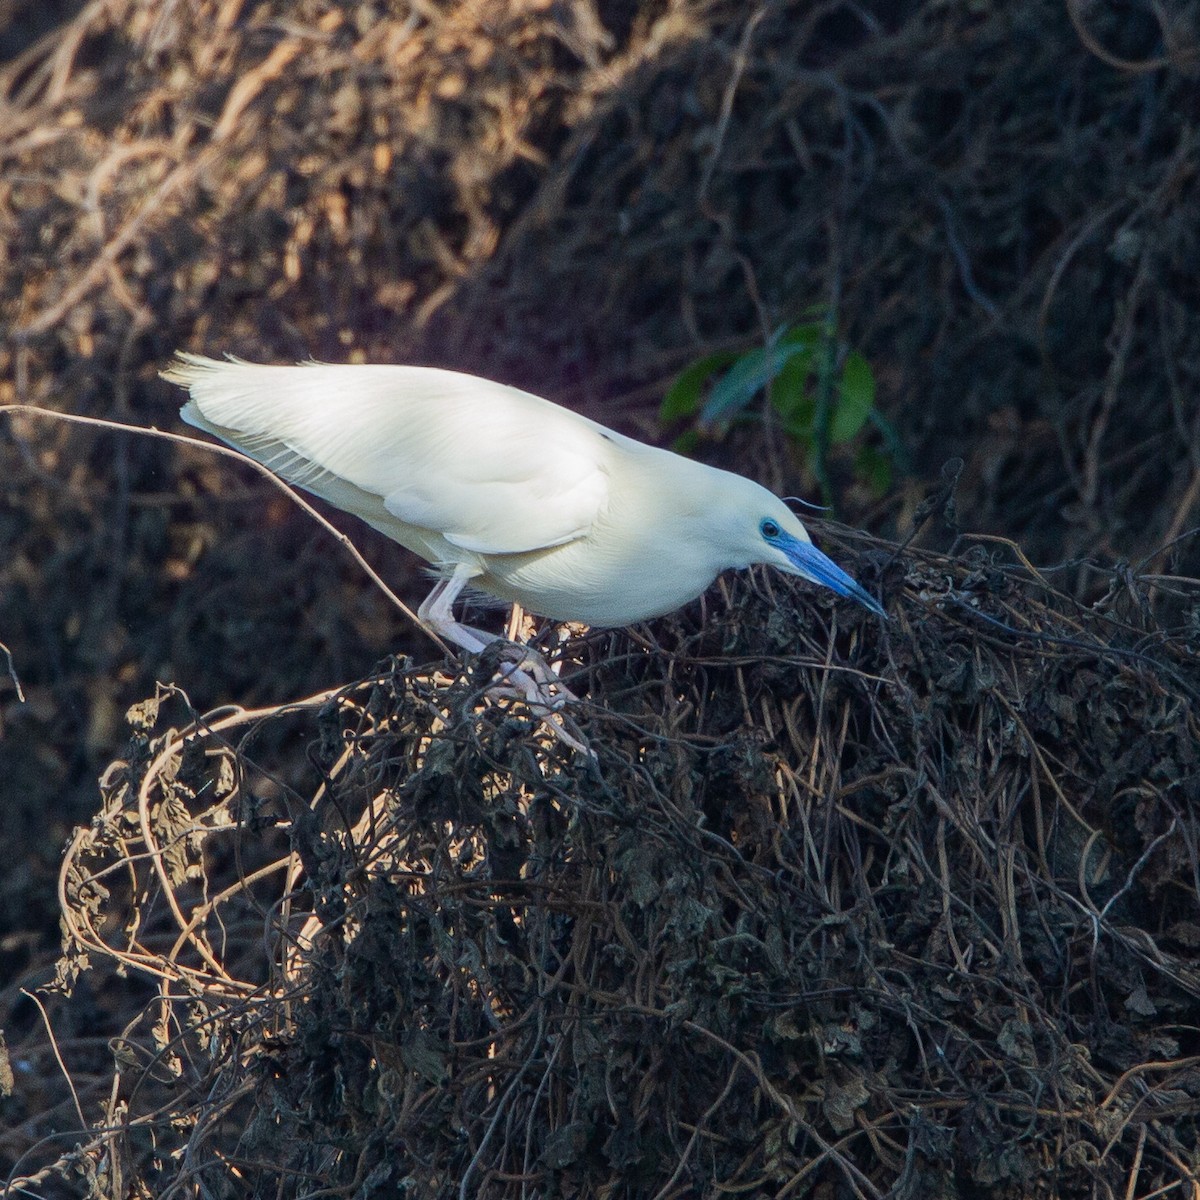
[11,534,1200,1199]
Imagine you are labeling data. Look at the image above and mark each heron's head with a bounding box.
[718,479,886,617]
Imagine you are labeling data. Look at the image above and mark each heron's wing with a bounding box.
[384,457,604,555]
[171,356,611,556]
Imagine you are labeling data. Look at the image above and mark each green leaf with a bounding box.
[831,350,875,443]
[699,347,768,426]
[769,348,815,425]
[700,341,814,427]
[777,321,822,347]
[868,407,911,472]
[671,428,702,455]
[660,351,738,423]
[855,444,893,496]
[783,417,815,451]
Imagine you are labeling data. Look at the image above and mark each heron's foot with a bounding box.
[481,641,577,710]
[474,643,589,754]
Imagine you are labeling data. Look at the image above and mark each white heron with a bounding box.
[165,355,885,697]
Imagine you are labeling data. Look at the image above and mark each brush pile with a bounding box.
[32,533,1200,1199]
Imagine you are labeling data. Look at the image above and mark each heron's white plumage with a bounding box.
[165,353,884,651]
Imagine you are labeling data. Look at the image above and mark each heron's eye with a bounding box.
[760,519,781,539]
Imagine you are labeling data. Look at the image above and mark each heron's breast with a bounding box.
[476,532,721,627]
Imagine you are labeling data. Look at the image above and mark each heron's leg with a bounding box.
[417,566,573,709]
[418,564,491,655]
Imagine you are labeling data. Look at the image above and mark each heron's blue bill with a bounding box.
[778,533,886,618]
